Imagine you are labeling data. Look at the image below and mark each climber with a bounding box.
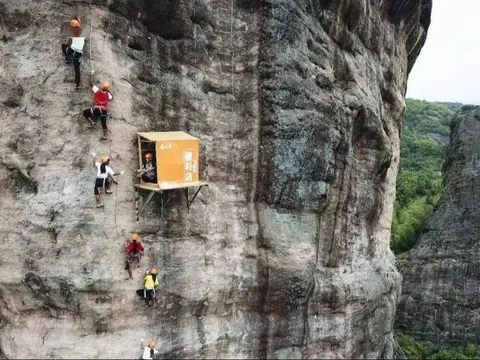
[125,233,144,280]
[83,82,113,141]
[61,16,84,89]
[136,153,157,183]
[136,267,159,307]
[92,153,123,208]
[140,339,158,359]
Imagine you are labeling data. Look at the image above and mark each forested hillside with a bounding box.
[395,106,480,359]
[391,99,455,253]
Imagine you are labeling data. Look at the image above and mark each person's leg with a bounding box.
[127,262,133,279]
[73,57,81,88]
[100,113,108,140]
[149,289,156,307]
[146,290,153,306]
[94,185,103,206]
[105,178,113,193]
[61,44,70,62]
[83,108,95,126]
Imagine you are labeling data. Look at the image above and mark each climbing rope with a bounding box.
[194,2,198,113]
[230,0,234,98]
[88,0,94,75]
[229,0,236,182]
[135,187,140,222]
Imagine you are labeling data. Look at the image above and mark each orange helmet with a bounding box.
[101,82,110,91]
[131,233,138,241]
[145,153,153,159]
[70,19,80,28]
[99,155,109,164]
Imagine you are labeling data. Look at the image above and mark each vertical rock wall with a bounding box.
[397,107,480,351]
[0,0,431,358]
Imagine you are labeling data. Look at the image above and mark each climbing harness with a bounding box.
[143,288,156,300]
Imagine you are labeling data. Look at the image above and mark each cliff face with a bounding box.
[397,107,480,351]
[0,0,431,358]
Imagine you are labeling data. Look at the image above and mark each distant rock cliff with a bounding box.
[0,0,431,358]
[397,106,480,351]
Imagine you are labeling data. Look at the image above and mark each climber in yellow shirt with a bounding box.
[136,267,159,307]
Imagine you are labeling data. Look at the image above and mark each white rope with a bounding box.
[229,0,235,180]
[194,2,198,114]
[230,0,234,98]
[89,0,94,75]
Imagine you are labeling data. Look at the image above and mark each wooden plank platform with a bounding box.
[134,181,208,192]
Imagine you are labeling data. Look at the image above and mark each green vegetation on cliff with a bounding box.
[396,332,480,359]
[391,99,455,253]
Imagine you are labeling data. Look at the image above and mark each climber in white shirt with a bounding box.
[61,16,85,89]
[92,153,123,208]
[140,339,158,359]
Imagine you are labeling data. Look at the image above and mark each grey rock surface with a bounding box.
[0,0,431,358]
[396,107,480,351]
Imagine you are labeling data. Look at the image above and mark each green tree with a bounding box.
[396,332,429,359]
[396,332,480,360]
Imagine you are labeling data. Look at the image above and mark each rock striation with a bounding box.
[396,106,480,351]
[0,0,431,358]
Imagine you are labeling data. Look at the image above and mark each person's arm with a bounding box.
[92,153,97,167]
[136,243,144,256]
[108,91,113,101]
[108,167,123,177]
[140,338,144,349]
[67,38,73,45]
[137,163,153,175]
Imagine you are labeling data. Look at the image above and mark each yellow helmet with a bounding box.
[131,233,138,241]
[70,19,80,28]
[99,155,109,164]
[101,81,110,91]
[149,267,157,275]
[148,341,156,349]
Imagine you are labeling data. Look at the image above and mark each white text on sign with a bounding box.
[160,144,172,150]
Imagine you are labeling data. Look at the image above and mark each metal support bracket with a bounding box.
[138,191,156,215]
[136,183,208,218]
[160,191,175,218]
[186,185,207,212]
